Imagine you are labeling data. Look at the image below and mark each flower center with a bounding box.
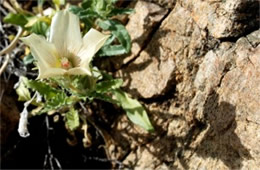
[61,57,72,69]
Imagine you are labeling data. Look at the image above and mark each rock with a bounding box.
[180,0,260,38]
[117,26,260,170]
[111,1,168,69]
[149,0,176,9]
[111,1,260,169]
[119,3,209,98]
[186,30,260,169]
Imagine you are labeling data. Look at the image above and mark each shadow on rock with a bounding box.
[194,90,252,169]
[111,90,252,169]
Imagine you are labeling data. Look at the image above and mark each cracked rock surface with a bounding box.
[109,0,260,169]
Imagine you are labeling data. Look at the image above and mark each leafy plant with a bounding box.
[4,0,153,141]
[69,0,134,56]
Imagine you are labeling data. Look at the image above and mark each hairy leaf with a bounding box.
[109,8,134,16]
[112,89,154,132]
[26,79,62,100]
[16,77,31,101]
[98,45,127,56]
[65,108,80,131]
[69,5,83,15]
[98,19,131,56]
[96,79,123,93]
[91,92,115,104]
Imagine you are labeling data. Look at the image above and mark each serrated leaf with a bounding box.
[96,79,123,93]
[79,9,100,18]
[26,80,62,100]
[65,108,80,131]
[40,95,77,114]
[51,75,96,97]
[112,89,154,132]
[16,77,31,101]
[109,8,134,16]
[69,5,83,15]
[82,0,93,9]
[92,0,113,18]
[91,92,116,104]
[98,19,131,56]
[69,75,96,96]
[4,13,28,27]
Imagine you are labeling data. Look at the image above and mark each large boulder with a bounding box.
[111,1,260,168]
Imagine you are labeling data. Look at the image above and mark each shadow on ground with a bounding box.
[111,90,252,169]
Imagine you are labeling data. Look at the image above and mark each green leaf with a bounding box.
[98,45,127,56]
[98,19,131,56]
[111,0,118,3]
[92,67,103,80]
[45,93,72,108]
[16,77,31,101]
[30,21,49,37]
[23,53,35,65]
[92,0,113,18]
[40,94,77,114]
[69,5,83,15]
[52,0,65,6]
[25,79,78,113]
[26,80,62,100]
[82,0,93,9]
[96,79,123,93]
[109,8,134,16]
[91,92,116,104]
[3,13,28,27]
[112,89,154,132]
[51,75,96,96]
[69,75,96,96]
[70,7,99,30]
[79,9,100,18]
[65,108,80,131]
[38,0,45,6]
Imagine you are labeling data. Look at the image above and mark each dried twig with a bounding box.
[0,26,23,75]
[2,0,17,13]
[43,116,62,170]
[0,26,23,56]
[79,102,125,169]
[0,53,10,75]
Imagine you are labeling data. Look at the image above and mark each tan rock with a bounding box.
[150,0,176,9]
[119,3,208,98]
[180,0,260,38]
[111,1,168,69]
[187,30,260,169]
[112,1,260,169]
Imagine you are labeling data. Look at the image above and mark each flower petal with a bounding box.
[20,34,60,79]
[78,28,110,69]
[67,67,92,76]
[38,68,66,79]
[49,10,82,57]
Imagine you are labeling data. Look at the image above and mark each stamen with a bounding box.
[61,58,72,69]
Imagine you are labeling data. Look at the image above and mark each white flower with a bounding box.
[21,10,110,79]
